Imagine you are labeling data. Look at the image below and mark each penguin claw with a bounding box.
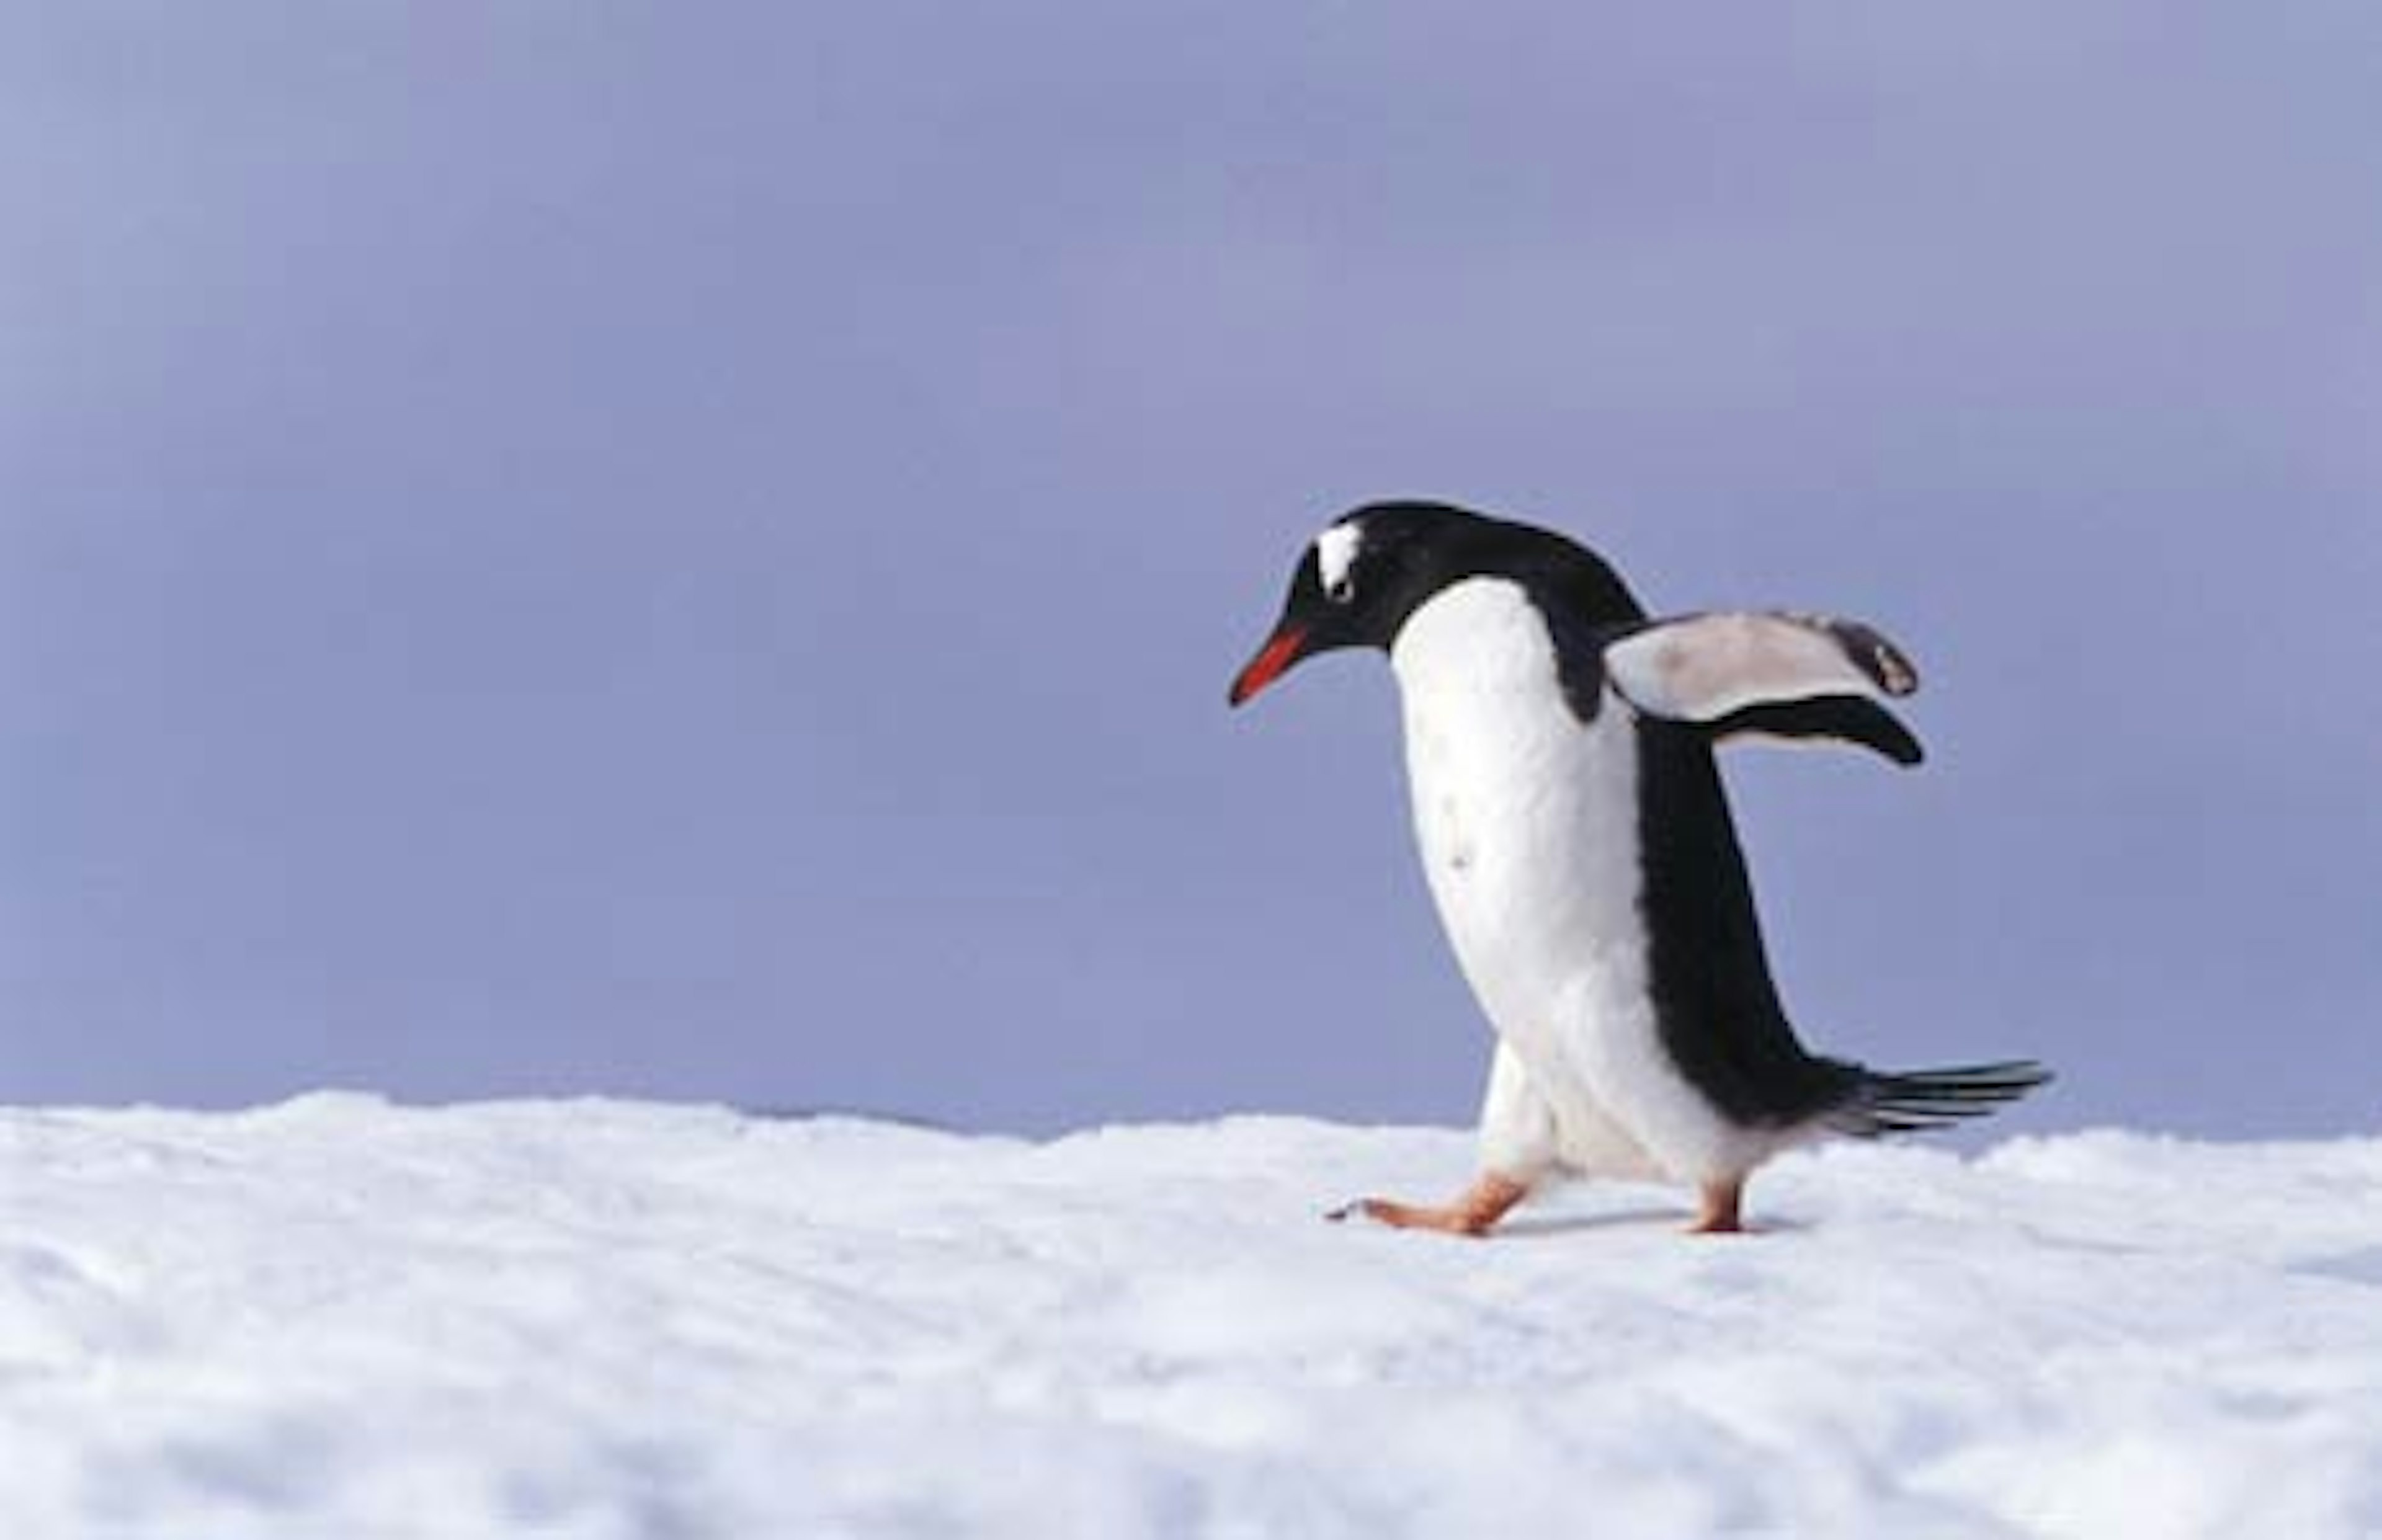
[1326,1187,1522,1237]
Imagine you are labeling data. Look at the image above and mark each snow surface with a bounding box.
[4,1097,2380,1539]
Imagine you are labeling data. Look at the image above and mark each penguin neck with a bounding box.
[1388,578,1566,704]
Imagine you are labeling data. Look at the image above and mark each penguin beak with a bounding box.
[1228,623,1311,707]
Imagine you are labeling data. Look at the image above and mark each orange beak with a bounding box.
[1228,625,1309,707]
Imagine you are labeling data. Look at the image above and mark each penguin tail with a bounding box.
[1826,1061,2053,1136]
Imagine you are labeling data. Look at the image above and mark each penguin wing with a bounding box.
[1602,612,1925,767]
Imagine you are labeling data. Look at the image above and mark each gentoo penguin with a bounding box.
[1229,501,2047,1236]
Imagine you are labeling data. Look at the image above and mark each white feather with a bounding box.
[1391,580,1781,1185]
[1315,522,1364,596]
[1478,1039,1661,1183]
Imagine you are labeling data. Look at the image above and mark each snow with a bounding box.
[4,1098,2380,1539]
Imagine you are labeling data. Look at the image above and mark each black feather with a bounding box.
[1703,696,1926,767]
[1829,1061,2054,1137]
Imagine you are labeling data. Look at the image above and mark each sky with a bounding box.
[2,4,2378,1139]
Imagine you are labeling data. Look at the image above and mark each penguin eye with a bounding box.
[1325,574,1356,605]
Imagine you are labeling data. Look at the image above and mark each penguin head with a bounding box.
[1228,501,1641,706]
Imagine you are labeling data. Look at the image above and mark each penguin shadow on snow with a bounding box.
[1329,1196,1814,1241]
[1491,1208,1814,1241]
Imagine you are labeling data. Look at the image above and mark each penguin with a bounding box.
[1228,501,2047,1236]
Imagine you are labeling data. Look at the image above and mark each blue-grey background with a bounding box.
[4,5,2377,1138]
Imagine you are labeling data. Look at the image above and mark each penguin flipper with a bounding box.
[1601,611,1925,764]
[1701,696,1926,767]
[1602,610,1919,722]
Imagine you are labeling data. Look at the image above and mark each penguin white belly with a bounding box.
[1390,581,1769,1183]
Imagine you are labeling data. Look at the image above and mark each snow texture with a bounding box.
[3,1097,2380,1539]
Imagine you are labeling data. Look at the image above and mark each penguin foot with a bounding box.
[1684,1178,1746,1235]
[1326,1173,1530,1238]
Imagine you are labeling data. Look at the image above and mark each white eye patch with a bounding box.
[1316,522,1364,599]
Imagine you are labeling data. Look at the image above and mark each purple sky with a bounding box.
[4,6,2378,1138]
